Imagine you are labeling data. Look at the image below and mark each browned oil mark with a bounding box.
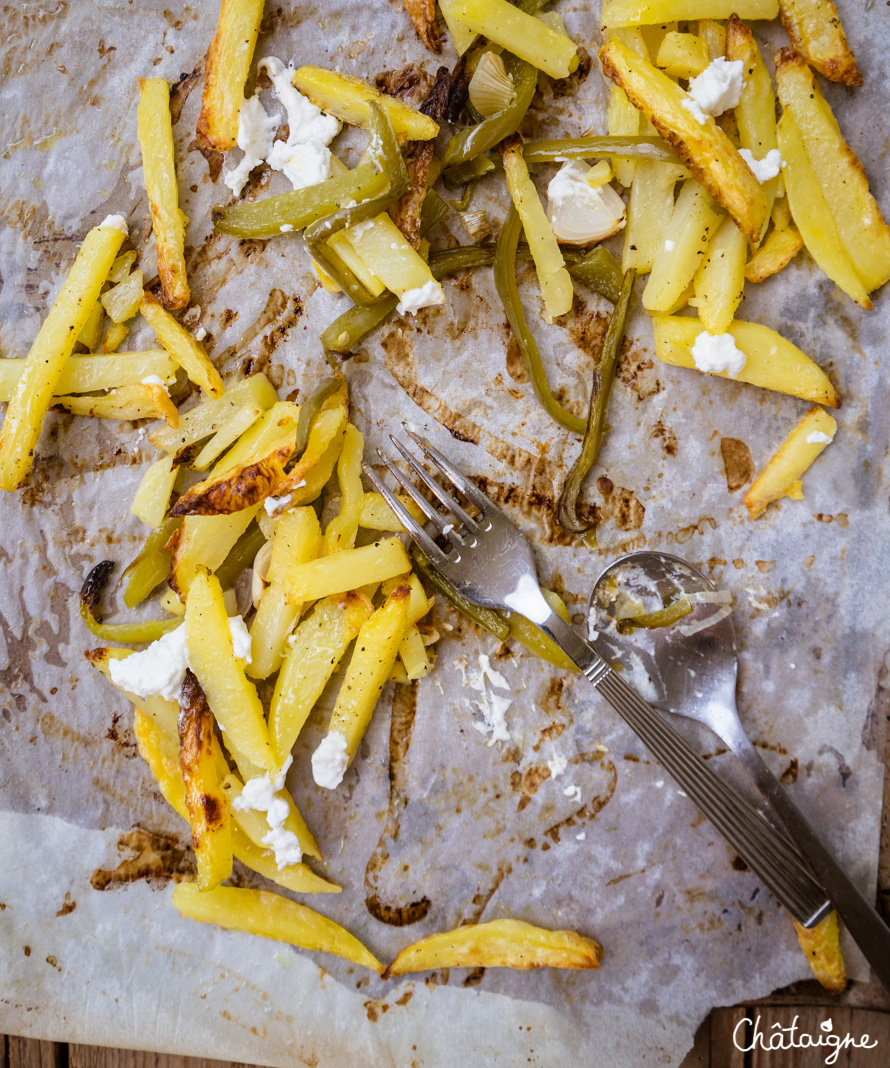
[606,868,646,887]
[504,333,529,384]
[188,138,223,181]
[731,855,750,872]
[458,859,512,927]
[541,750,619,844]
[463,967,486,987]
[652,418,677,456]
[720,438,754,493]
[567,302,608,362]
[169,65,203,125]
[670,516,717,545]
[618,342,663,401]
[814,512,849,527]
[533,720,567,751]
[550,46,592,96]
[596,476,645,532]
[216,288,302,386]
[374,64,432,102]
[780,758,799,786]
[364,999,390,1023]
[90,827,194,891]
[755,560,775,574]
[55,893,76,917]
[510,765,552,812]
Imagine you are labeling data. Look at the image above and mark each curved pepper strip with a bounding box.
[214,521,266,590]
[292,377,343,459]
[410,545,510,643]
[522,135,677,166]
[616,596,692,633]
[557,267,635,535]
[566,247,624,306]
[494,204,585,435]
[80,561,180,643]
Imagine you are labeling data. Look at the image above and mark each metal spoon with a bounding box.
[589,550,890,993]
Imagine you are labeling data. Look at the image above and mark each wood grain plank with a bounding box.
[709,1008,747,1068]
[678,1013,710,1067]
[68,1046,258,1068]
[7,1038,63,1068]
[1,1035,7,1068]
[848,1009,890,1066]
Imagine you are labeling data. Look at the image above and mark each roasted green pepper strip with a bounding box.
[419,188,450,234]
[214,520,266,590]
[81,561,180,643]
[123,516,180,608]
[494,205,586,435]
[411,544,510,642]
[443,54,537,167]
[293,377,342,458]
[523,136,677,165]
[557,268,635,534]
[506,610,577,671]
[442,156,497,189]
[616,596,693,634]
[567,247,624,305]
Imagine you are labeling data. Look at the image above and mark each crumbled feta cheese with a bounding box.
[806,430,834,444]
[229,614,253,663]
[261,825,303,869]
[267,138,332,191]
[224,94,277,196]
[547,751,568,779]
[681,97,708,125]
[100,213,128,235]
[279,224,294,233]
[194,326,207,341]
[547,160,626,244]
[622,652,659,704]
[655,779,664,788]
[264,493,293,517]
[140,374,169,395]
[349,218,376,240]
[576,832,586,841]
[686,57,745,122]
[396,280,445,316]
[664,239,675,252]
[233,757,301,870]
[312,731,349,789]
[691,330,747,378]
[564,784,582,803]
[739,148,783,183]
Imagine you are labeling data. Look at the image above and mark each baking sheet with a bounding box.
[0,1,887,1065]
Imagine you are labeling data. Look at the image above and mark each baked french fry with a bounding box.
[598,39,769,243]
[100,269,144,323]
[169,435,295,517]
[196,0,264,151]
[622,160,686,273]
[149,373,279,453]
[269,592,373,762]
[324,423,364,554]
[77,299,105,351]
[775,48,890,295]
[652,316,840,407]
[275,389,349,499]
[178,670,232,890]
[141,292,224,398]
[402,0,441,52]
[792,910,848,994]
[131,454,177,529]
[744,406,836,520]
[359,492,425,532]
[138,78,190,310]
[87,648,180,738]
[168,510,259,600]
[185,569,276,771]
[778,0,861,86]
[54,383,179,428]
[0,216,126,490]
[606,28,649,188]
[745,223,804,283]
[172,884,383,974]
[695,18,726,60]
[655,31,709,79]
[384,918,603,978]
[249,507,322,679]
[0,351,175,402]
[291,67,439,142]
[343,214,444,311]
[191,404,264,471]
[693,216,747,334]
[223,772,321,863]
[399,624,430,680]
[326,231,386,298]
[601,0,778,26]
[284,537,411,605]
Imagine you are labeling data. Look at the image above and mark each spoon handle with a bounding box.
[735,737,890,992]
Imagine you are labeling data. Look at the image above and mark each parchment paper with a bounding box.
[0,2,887,1065]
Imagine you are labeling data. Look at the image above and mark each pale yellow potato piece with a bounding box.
[169,509,258,600]
[0,218,125,490]
[655,32,709,79]
[605,28,649,188]
[324,423,364,555]
[131,454,177,529]
[0,351,175,402]
[100,321,131,353]
[695,19,726,60]
[399,624,431,680]
[54,383,178,427]
[744,407,836,520]
[172,884,383,973]
[779,0,861,86]
[100,269,144,323]
[343,214,443,305]
[326,230,386,298]
[138,78,189,310]
[385,918,603,978]
[196,0,264,151]
[77,299,105,351]
[359,491,425,532]
[643,178,723,314]
[602,0,777,27]
[191,404,264,472]
[438,0,478,54]
[291,67,438,141]
[274,387,349,499]
[745,224,804,283]
[222,772,322,863]
[88,648,180,740]
[652,316,840,407]
[792,909,847,993]
[149,374,279,453]
[693,215,747,334]
[776,112,871,310]
[141,292,224,397]
[445,0,578,79]
[284,537,411,605]
[185,569,276,771]
[622,160,685,273]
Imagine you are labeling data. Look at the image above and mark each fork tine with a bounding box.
[402,428,495,522]
[390,435,481,534]
[376,450,452,536]
[361,463,449,568]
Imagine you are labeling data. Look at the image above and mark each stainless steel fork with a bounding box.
[363,430,831,930]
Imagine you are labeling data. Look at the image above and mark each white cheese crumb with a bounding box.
[396,280,445,316]
[349,218,376,240]
[691,330,747,379]
[233,756,302,870]
[664,239,675,252]
[655,779,664,789]
[279,223,294,232]
[99,213,128,235]
[140,374,169,395]
[547,751,568,779]
[267,138,331,191]
[194,326,207,341]
[264,493,293,516]
[312,731,349,789]
[739,148,783,183]
[564,784,582,803]
[576,832,586,841]
[686,57,745,120]
[806,430,834,444]
[681,96,708,125]
[224,94,277,197]
[229,615,253,662]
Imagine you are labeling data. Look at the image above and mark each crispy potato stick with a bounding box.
[131,454,177,529]
[326,231,386,297]
[169,436,295,517]
[323,585,411,774]
[622,160,686,273]
[191,404,264,471]
[54,383,179,428]
[269,593,373,762]
[100,321,130,353]
[0,351,175,402]
[149,373,278,453]
[138,78,190,310]
[606,29,648,188]
[693,216,747,334]
[123,518,179,608]
[642,178,722,313]
[343,214,444,309]
[776,113,872,310]
[384,918,603,978]
[222,773,321,863]
[249,508,322,680]
[359,492,425,532]
[196,0,264,151]
[399,624,431,680]
[291,67,439,141]
[792,910,848,994]
[172,884,383,973]
[402,0,441,52]
[101,269,144,323]
[178,670,232,889]
[185,569,276,770]
[655,31,709,79]
[141,292,224,397]
[601,0,778,26]
[500,136,573,323]
[744,407,836,520]
[745,224,804,283]
[779,0,861,86]
[230,827,339,894]
[383,571,433,627]
[0,217,126,490]
[77,299,105,350]
[285,537,411,605]
[775,48,890,295]
[168,509,259,600]
[652,316,840,407]
[598,39,768,243]
[445,0,578,79]
[324,424,364,554]
[108,250,137,283]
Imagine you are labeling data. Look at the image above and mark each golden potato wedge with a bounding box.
[284,537,411,605]
[384,917,603,978]
[402,0,440,52]
[343,213,444,311]
[178,669,232,890]
[77,298,105,350]
[185,568,276,771]
[275,392,349,499]
[792,910,847,994]
[445,0,578,79]
[169,436,295,517]
[745,223,804,283]
[172,884,383,973]
[101,321,131,354]
[100,269,144,323]
[744,406,836,520]
[131,454,178,529]
[138,78,190,310]
[601,0,778,26]
[0,216,126,491]
[693,215,747,335]
[141,292,224,398]
[149,373,278,453]
[359,492,425,532]
[196,0,264,151]
[230,827,339,894]
[54,383,179,428]
[695,18,726,61]
[399,623,431,680]
[168,510,258,601]
[652,316,840,407]
[779,0,861,86]
[598,39,768,243]
[606,28,649,188]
